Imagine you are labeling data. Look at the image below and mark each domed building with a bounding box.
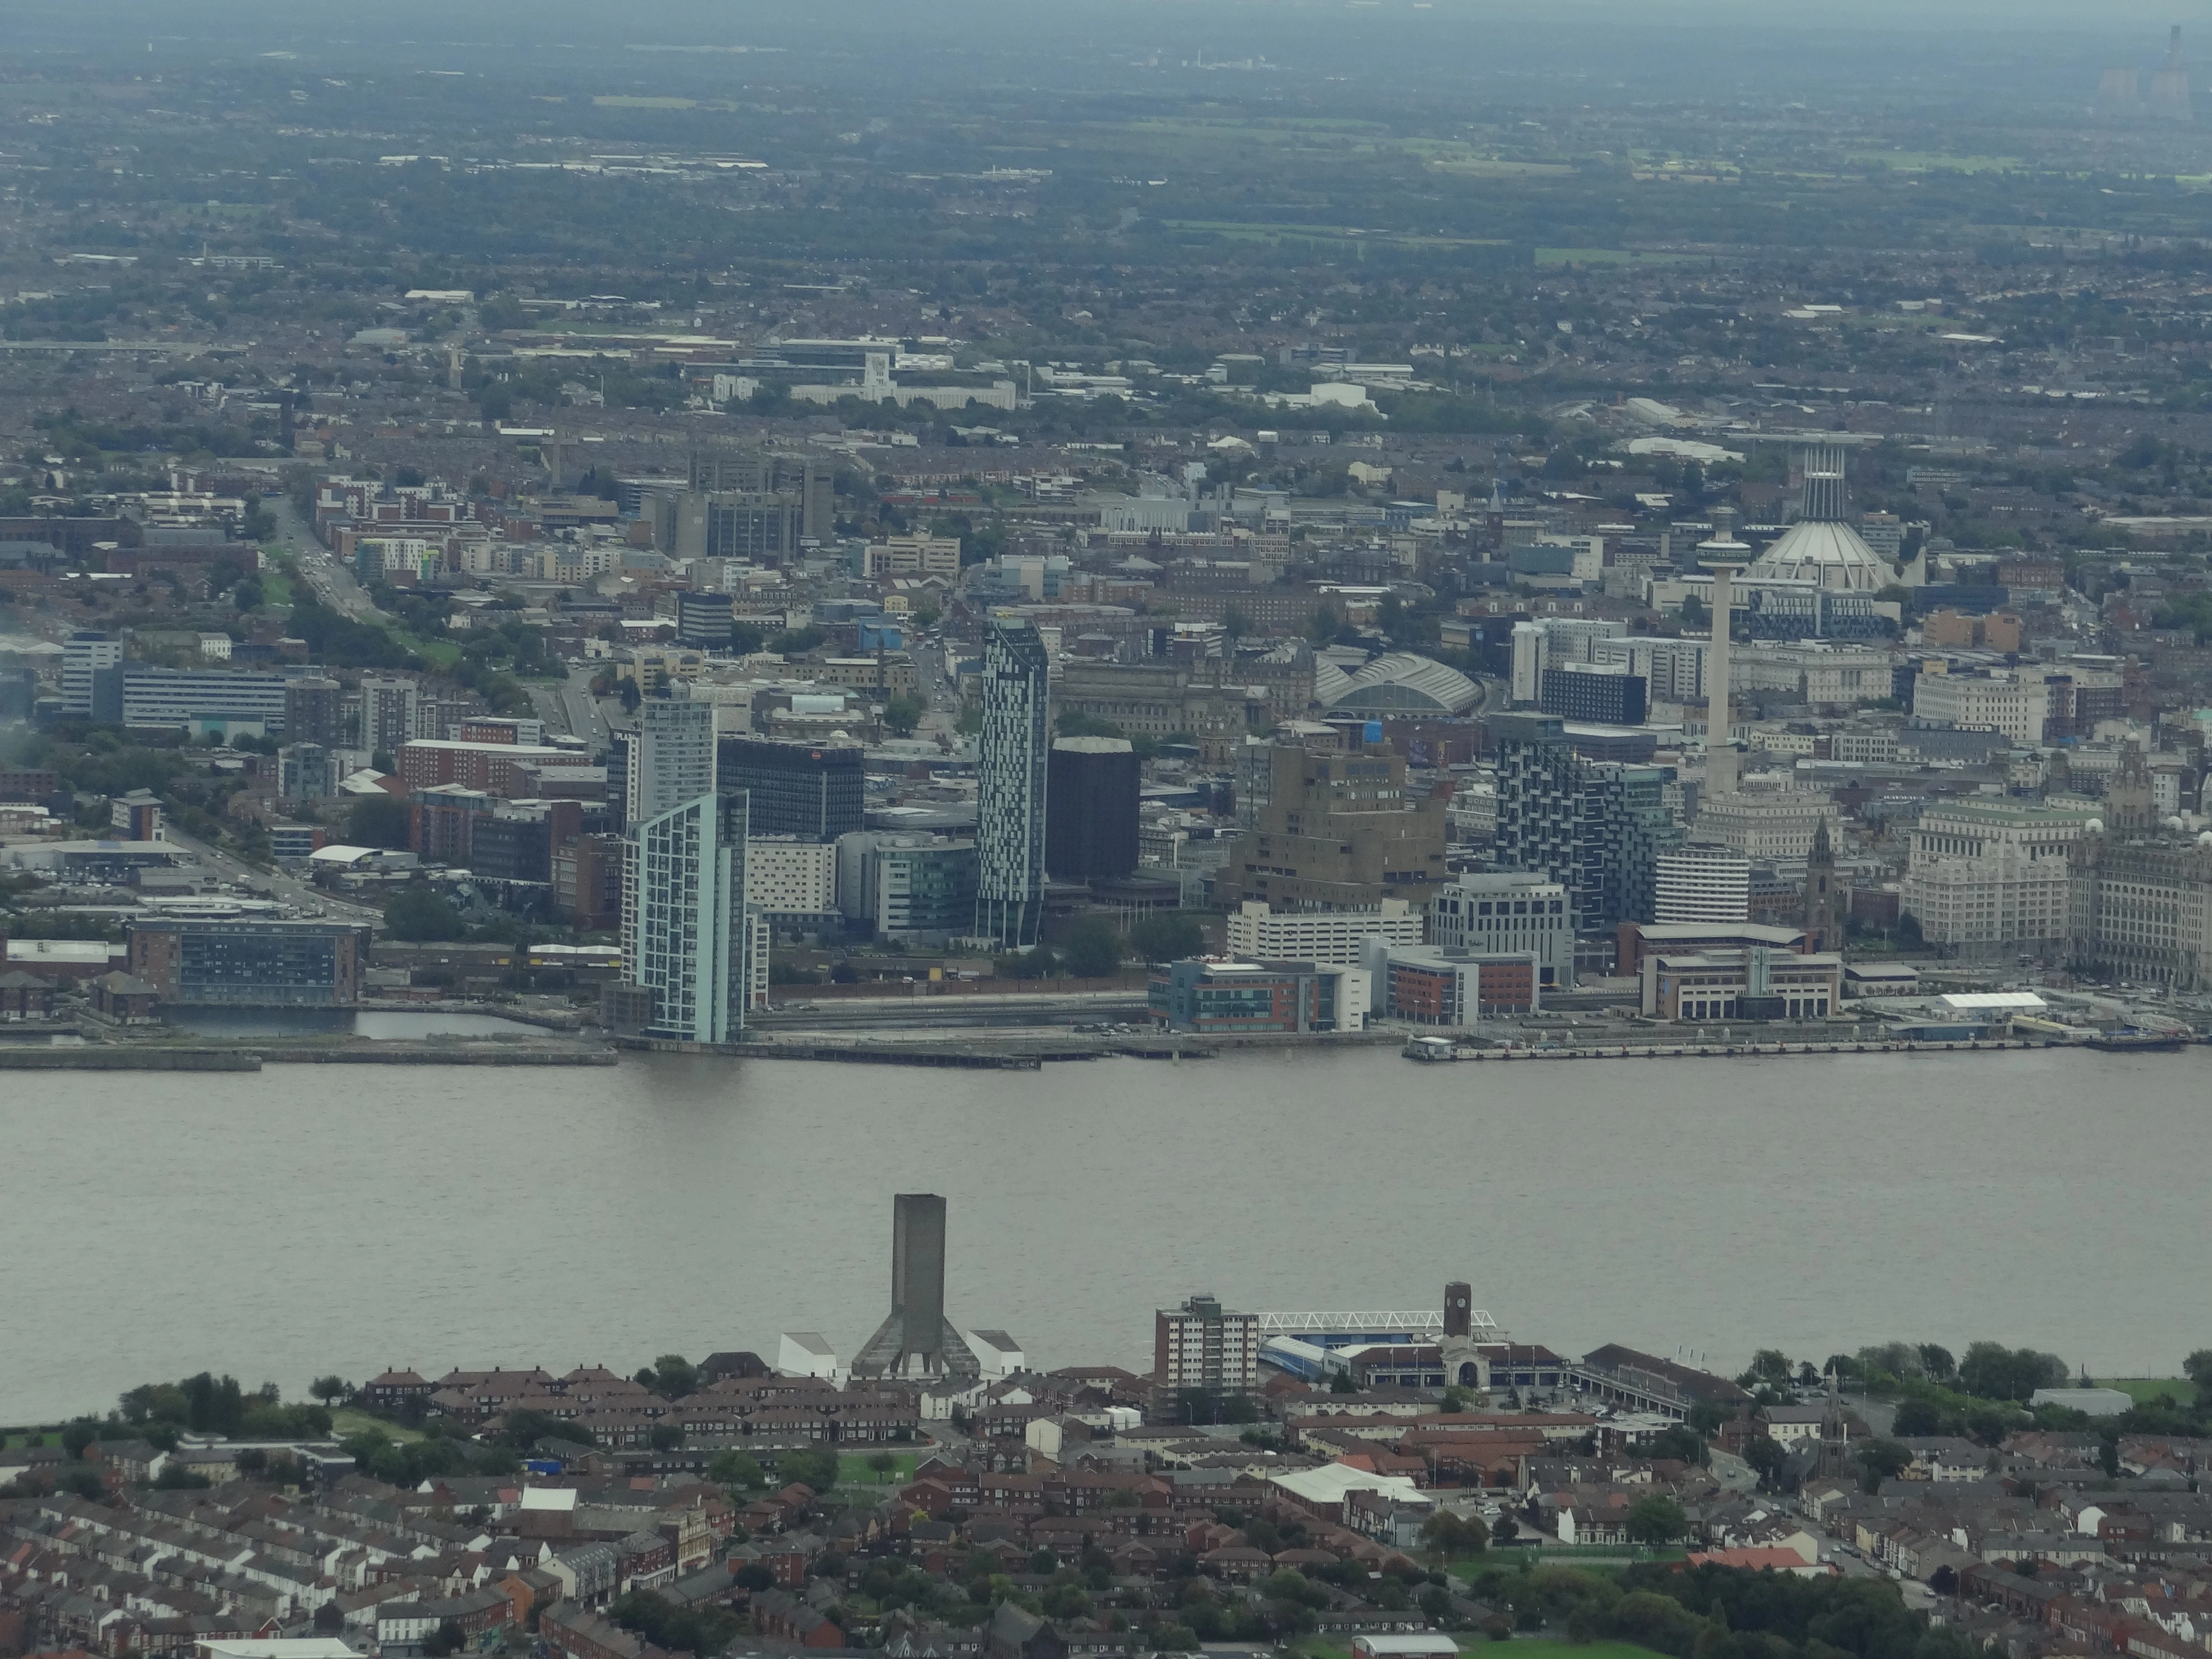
[1744,445,1894,593]
[1747,518,1893,591]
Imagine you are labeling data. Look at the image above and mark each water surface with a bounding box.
[3,1046,2201,1425]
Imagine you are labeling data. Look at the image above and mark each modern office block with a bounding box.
[675,590,735,651]
[1428,873,1576,988]
[605,731,630,830]
[1490,712,1683,936]
[1540,661,1647,726]
[1655,842,1753,924]
[1045,736,1140,881]
[718,735,865,842]
[284,677,346,747]
[1488,711,1578,885]
[1148,957,1363,1034]
[126,920,371,1007]
[358,676,423,754]
[97,668,289,734]
[62,632,122,717]
[279,743,337,801]
[1573,761,1683,934]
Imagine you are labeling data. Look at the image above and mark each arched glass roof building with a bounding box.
[1323,652,1480,717]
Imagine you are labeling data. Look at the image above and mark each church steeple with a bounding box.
[1803,818,1841,952]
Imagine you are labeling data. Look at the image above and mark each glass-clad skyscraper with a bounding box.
[974,616,1049,948]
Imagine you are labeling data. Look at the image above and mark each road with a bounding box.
[529,680,615,750]
[156,823,385,928]
[909,631,962,747]
[265,491,380,621]
[755,989,1151,1032]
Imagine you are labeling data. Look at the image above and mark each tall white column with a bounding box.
[1697,508,1748,803]
[1707,559,1736,799]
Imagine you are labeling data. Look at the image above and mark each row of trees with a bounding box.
[1464,1559,1980,1659]
[994,912,1209,981]
[111,1373,332,1443]
[1741,1340,2068,1402]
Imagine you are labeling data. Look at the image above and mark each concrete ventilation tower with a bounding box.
[2150,26,2194,122]
[1696,507,1752,800]
[2096,66,2142,118]
[852,1194,980,1380]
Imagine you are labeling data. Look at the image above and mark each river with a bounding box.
[3,1045,2203,1426]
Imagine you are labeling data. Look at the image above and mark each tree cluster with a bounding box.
[116,1373,332,1442]
[1464,1560,1982,1659]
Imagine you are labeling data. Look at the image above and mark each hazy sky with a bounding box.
[7,0,2203,123]
[12,0,2205,45]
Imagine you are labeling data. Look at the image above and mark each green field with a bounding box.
[1507,1643,1672,1659]
[1846,150,2024,173]
[1163,219,1509,250]
[838,1451,920,1485]
[1536,248,1708,266]
[2095,1378,2193,1406]
[1427,157,1577,177]
[386,627,461,669]
[331,1408,425,1444]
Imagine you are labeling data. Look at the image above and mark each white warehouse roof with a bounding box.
[1268,1462,1424,1507]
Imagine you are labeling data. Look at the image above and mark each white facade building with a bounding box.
[1510,617,1629,705]
[1831,727,1901,764]
[1445,777,1498,846]
[1901,800,2093,954]
[114,668,289,733]
[62,631,123,716]
[1694,790,1841,862]
[777,1332,840,1380]
[1224,898,1424,965]
[1912,669,2048,746]
[620,697,748,1039]
[746,838,839,919]
[1590,634,1708,703]
[1733,643,1891,710]
[1655,843,1753,923]
[1426,872,1575,988]
[747,910,770,1011]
